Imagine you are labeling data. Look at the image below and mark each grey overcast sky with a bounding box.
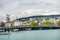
[0,0,60,21]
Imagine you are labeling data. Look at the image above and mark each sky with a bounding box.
[0,0,60,22]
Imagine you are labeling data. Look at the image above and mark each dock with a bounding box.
[0,26,60,32]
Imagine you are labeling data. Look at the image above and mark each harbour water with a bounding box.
[0,29,60,40]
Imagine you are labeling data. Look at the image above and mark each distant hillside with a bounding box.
[16,15,60,20]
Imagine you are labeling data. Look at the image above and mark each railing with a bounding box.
[0,26,60,32]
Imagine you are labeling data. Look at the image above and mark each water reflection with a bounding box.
[0,32,11,35]
[0,29,60,40]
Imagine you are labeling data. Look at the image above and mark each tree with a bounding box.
[0,22,5,27]
[42,20,54,26]
[57,20,60,26]
[29,22,38,27]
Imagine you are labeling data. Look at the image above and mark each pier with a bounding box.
[0,26,60,32]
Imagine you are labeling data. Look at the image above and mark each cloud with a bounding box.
[0,0,60,21]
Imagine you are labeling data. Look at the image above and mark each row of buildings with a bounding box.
[5,15,60,27]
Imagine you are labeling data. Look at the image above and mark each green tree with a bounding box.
[42,20,54,26]
[29,22,38,27]
[57,20,60,26]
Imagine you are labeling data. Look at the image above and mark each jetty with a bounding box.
[0,26,60,32]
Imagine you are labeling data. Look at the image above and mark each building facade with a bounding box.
[5,15,11,27]
[5,15,60,27]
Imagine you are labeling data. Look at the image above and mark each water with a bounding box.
[0,29,60,40]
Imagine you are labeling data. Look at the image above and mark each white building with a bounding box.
[14,20,22,27]
[5,22,11,28]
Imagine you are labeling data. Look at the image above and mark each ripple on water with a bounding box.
[0,29,60,40]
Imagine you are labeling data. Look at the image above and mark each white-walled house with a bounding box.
[14,20,22,27]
